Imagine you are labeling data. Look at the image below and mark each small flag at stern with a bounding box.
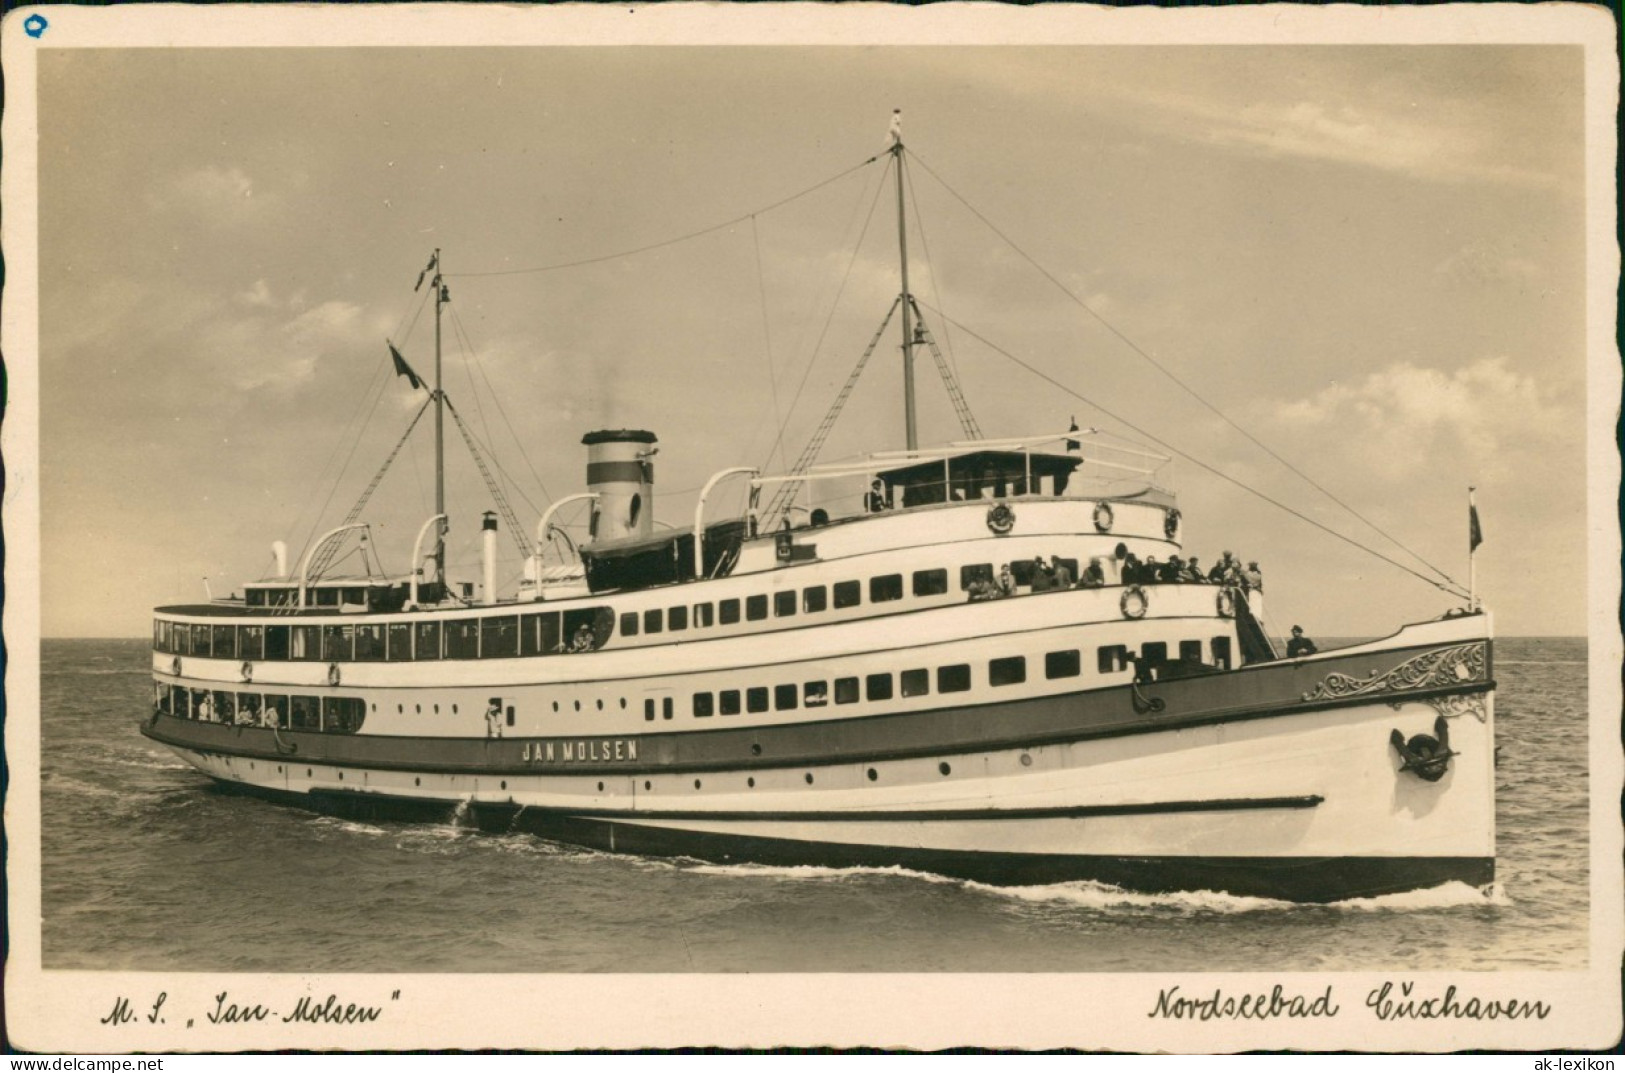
[1469,490,1483,551]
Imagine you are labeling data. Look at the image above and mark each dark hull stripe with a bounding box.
[143,650,1492,777]
[212,782,1487,903]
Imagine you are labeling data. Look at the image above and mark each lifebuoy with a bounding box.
[1216,588,1237,619]
[1093,502,1114,533]
[241,660,254,683]
[986,503,1016,535]
[1164,507,1181,540]
[1120,585,1148,620]
[327,662,342,687]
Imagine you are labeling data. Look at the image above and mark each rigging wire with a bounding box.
[902,150,963,387]
[291,346,396,567]
[759,153,896,474]
[445,156,882,279]
[750,214,787,475]
[904,148,1462,591]
[915,298,1470,600]
[449,306,555,506]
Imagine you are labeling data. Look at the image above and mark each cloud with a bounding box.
[1433,243,1546,287]
[1266,357,1562,481]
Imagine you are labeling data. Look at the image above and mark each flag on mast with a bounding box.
[414,252,438,292]
[1469,488,1483,552]
[388,342,424,391]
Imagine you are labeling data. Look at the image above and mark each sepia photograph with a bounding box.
[4,1,1620,1054]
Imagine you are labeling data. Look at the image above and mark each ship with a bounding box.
[142,121,1495,903]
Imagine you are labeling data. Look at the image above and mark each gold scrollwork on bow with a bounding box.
[1300,642,1486,704]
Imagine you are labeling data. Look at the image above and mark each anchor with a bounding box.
[1389,715,1455,782]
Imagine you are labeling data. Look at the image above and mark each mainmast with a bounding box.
[891,110,918,452]
[432,247,446,585]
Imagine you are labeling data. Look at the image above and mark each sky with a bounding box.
[32,40,1594,637]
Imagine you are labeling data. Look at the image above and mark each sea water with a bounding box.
[37,637,1588,972]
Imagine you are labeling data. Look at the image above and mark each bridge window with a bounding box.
[1179,640,1203,664]
[1140,642,1168,667]
[774,591,796,617]
[192,626,213,658]
[1097,645,1129,673]
[265,626,290,661]
[668,605,688,632]
[900,668,930,698]
[323,697,366,734]
[693,692,714,718]
[746,687,769,714]
[865,673,893,702]
[235,693,261,723]
[644,699,655,722]
[1045,650,1081,680]
[803,586,827,613]
[834,677,859,704]
[212,626,236,659]
[322,625,353,662]
[774,684,798,711]
[804,681,828,707]
[384,622,411,661]
[415,622,443,661]
[989,656,1026,687]
[239,626,265,661]
[292,626,321,661]
[445,620,479,659]
[870,574,903,603]
[719,689,741,716]
[746,595,769,621]
[535,612,562,655]
[1211,636,1233,671]
[833,581,861,609]
[482,616,519,659]
[719,599,741,625]
[355,624,385,661]
[694,602,714,628]
[620,612,639,637]
[912,569,948,597]
[643,608,663,635]
[263,694,289,729]
[937,664,971,693]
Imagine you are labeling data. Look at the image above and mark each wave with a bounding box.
[1328,881,1508,911]
[968,878,1294,913]
[680,861,959,884]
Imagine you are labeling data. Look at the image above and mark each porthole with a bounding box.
[415,777,421,786]
[866,768,878,781]
[370,703,376,712]
[597,782,605,792]
[805,772,814,785]
[552,701,560,712]
[306,768,312,777]
[694,779,702,790]
[338,772,344,781]
[398,704,404,714]
[415,704,422,714]
[434,704,440,714]
[250,762,255,770]
[277,766,283,774]
[596,699,604,711]
[619,698,627,709]
[501,780,507,790]
[750,743,762,756]
[644,780,652,791]
[748,777,756,788]
[939,762,952,776]
[574,700,581,712]
[453,704,459,714]
[1020,753,1033,767]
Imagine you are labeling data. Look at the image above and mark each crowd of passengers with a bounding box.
[967,547,1263,601]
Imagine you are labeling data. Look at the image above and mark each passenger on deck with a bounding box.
[262,704,279,729]
[998,565,1016,597]
[865,479,889,513]
[966,575,1000,602]
[569,623,596,652]
[1080,559,1106,588]
[1208,552,1234,584]
[1160,556,1183,583]
[1120,552,1142,585]
[1030,557,1056,593]
[1183,556,1205,583]
[1052,556,1074,589]
[1244,561,1264,592]
[1286,625,1318,658]
[485,700,503,740]
[1142,556,1160,583]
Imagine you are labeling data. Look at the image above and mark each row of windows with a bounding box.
[677,638,1232,719]
[156,565,1010,661]
[156,685,366,734]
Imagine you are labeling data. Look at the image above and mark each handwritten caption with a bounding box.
[101,990,402,1029]
[1148,981,1551,1022]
